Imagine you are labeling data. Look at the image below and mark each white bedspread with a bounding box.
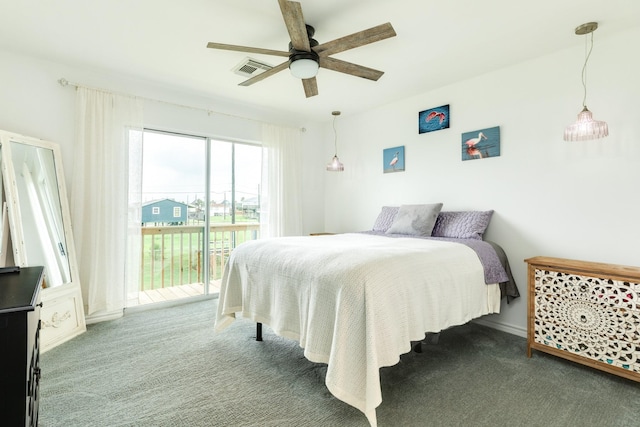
[215,233,501,426]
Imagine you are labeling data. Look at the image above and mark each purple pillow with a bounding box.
[372,206,399,232]
[431,210,494,240]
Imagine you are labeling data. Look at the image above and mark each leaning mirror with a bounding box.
[0,130,86,352]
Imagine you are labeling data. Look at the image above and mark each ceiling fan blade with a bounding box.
[238,61,289,86]
[302,78,318,98]
[278,0,310,51]
[314,22,396,57]
[206,42,289,57]
[320,57,384,81]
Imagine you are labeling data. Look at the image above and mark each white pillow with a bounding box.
[385,203,443,237]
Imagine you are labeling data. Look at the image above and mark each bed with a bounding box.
[215,205,519,426]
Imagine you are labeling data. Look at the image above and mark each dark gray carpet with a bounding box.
[39,299,640,427]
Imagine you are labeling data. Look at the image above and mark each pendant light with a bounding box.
[564,22,609,141]
[326,111,344,172]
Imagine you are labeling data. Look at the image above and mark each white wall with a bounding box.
[323,26,640,335]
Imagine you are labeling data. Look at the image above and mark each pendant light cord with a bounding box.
[332,114,339,156]
[581,32,594,108]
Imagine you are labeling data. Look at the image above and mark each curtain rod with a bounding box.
[57,78,305,132]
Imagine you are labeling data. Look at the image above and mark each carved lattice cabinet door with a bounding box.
[526,256,640,382]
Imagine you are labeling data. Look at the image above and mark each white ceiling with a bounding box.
[1,0,638,122]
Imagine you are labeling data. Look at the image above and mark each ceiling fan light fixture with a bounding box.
[289,52,319,79]
[206,2,396,98]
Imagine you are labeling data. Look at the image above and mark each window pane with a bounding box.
[208,140,261,284]
[143,132,206,207]
[209,139,232,222]
[140,131,206,301]
[234,143,262,223]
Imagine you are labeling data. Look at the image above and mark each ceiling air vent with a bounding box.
[232,57,274,78]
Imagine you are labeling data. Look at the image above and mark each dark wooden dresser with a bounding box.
[0,266,44,426]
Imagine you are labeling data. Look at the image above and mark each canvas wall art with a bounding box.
[461,126,500,161]
[418,104,450,134]
[383,146,405,173]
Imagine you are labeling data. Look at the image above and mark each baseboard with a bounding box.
[85,310,123,325]
[86,295,217,324]
[473,318,526,338]
[125,294,216,314]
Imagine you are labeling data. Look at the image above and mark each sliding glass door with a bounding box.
[136,131,207,305]
[128,130,261,307]
[208,140,261,293]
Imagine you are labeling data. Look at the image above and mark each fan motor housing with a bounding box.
[288,24,319,64]
[288,46,319,64]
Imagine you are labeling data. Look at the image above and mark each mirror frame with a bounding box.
[0,129,86,351]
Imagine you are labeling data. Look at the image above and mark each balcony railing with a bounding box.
[140,223,259,293]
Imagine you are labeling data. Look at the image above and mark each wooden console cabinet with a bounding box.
[0,266,44,426]
[526,256,640,382]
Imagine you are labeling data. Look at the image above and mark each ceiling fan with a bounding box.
[206,0,396,98]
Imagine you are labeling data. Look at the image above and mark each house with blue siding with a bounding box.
[142,199,188,225]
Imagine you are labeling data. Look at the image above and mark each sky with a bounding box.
[141,131,261,205]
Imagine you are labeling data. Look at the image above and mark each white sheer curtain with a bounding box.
[71,87,143,317]
[125,129,143,307]
[260,124,303,237]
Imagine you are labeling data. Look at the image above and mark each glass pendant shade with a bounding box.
[326,155,344,172]
[564,106,609,141]
[289,58,319,79]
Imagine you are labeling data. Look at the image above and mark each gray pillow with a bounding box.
[385,203,443,236]
[372,206,399,232]
[431,210,494,240]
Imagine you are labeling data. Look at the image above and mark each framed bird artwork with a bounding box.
[383,146,405,173]
[461,126,500,161]
[418,104,450,134]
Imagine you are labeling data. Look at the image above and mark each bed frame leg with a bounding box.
[413,332,441,353]
[425,332,440,345]
[256,322,263,341]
